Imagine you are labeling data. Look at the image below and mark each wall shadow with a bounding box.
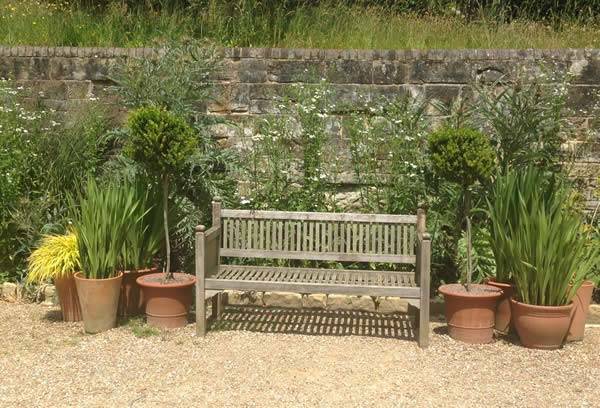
[210,306,416,341]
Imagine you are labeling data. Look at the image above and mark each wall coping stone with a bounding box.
[0,46,599,61]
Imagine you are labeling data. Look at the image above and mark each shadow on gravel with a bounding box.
[42,309,63,322]
[209,306,416,341]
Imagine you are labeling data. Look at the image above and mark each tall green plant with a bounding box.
[125,107,197,280]
[70,179,145,280]
[493,168,600,306]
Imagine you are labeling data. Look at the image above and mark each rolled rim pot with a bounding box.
[486,279,513,334]
[54,274,82,322]
[137,272,196,329]
[119,267,159,318]
[74,272,123,334]
[510,298,573,350]
[438,283,502,344]
[566,280,595,342]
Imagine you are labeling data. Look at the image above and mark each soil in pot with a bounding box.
[54,275,82,322]
[438,283,502,344]
[567,281,595,342]
[137,272,196,329]
[486,279,513,334]
[119,267,158,318]
[74,272,123,334]
[510,298,573,350]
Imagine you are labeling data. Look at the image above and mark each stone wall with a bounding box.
[0,46,598,208]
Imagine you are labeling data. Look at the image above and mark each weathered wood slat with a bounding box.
[221,209,417,224]
[220,248,416,264]
[206,279,421,298]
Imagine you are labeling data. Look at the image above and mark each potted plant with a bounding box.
[496,168,600,349]
[485,169,522,334]
[27,233,82,321]
[125,106,198,329]
[118,181,164,318]
[70,178,144,334]
[429,127,502,344]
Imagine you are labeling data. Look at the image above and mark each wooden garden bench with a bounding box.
[195,198,431,347]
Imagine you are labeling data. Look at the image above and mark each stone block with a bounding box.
[409,60,471,84]
[226,290,264,306]
[267,60,324,83]
[239,59,268,83]
[302,294,327,309]
[327,294,375,312]
[324,60,373,84]
[2,282,18,300]
[208,83,249,113]
[372,61,408,84]
[263,291,303,308]
[65,81,92,99]
[377,297,409,314]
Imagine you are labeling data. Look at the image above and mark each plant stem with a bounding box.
[162,175,172,281]
[465,187,473,292]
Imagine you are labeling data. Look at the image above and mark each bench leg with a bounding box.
[196,288,206,336]
[418,291,430,348]
[211,292,224,320]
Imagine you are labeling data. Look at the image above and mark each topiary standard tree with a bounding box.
[429,127,496,290]
[126,106,197,281]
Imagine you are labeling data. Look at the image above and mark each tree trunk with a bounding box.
[464,188,473,292]
[162,176,172,282]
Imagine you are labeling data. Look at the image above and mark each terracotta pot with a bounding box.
[118,267,159,318]
[486,279,513,334]
[54,275,82,322]
[567,281,595,342]
[510,298,573,350]
[137,272,196,329]
[74,272,123,334]
[438,283,502,344]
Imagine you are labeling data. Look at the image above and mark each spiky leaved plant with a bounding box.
[69,178,145,280]
[429,127,496,291]
[125,107,197,281]
[488,168,600,306]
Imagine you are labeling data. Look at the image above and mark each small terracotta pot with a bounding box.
[486,279,513,334]
[137,272,196,329]
[510,298,573,350]
[119,267,159,318]
[54,275,82,322]
[567,281,595,342]
[438,283,502,344]
[74,272,123,334]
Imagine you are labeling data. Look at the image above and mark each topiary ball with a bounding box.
[428,127,496,187]
[126,106,197,180]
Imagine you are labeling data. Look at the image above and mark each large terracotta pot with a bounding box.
[54,275,82,322]
[510,298,573,350]
[486,279,513,334]
[119,267,159,318]
[137,272,196,329]
[567,281,595,342]
[74,272,123,334]
[438,283,502,344]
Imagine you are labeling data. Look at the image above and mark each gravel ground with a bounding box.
[1,301,599,408]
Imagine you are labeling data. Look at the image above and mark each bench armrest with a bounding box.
[195,225,221,283]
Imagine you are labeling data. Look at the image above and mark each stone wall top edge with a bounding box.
[0,45,598,60]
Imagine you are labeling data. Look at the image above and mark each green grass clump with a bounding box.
[2,0,600,49]
[127,318,160,338]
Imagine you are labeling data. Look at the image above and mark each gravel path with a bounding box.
[1,301,599,408]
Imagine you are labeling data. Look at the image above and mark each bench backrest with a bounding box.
[212,199,425,265]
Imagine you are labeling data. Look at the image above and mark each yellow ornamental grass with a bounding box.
[27,233,80,283]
